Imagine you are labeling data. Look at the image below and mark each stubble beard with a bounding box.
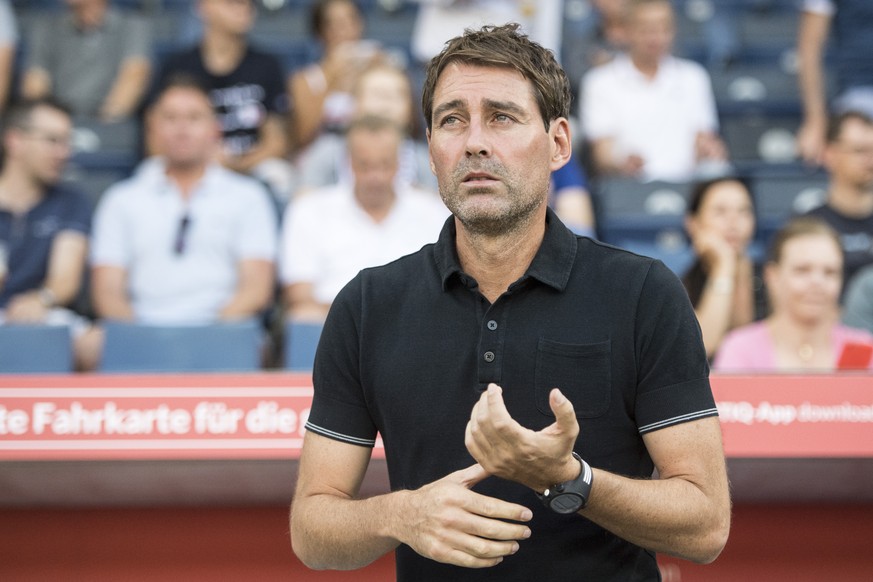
[440,159,545,238]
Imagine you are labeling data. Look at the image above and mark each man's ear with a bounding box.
[549,118,572,172]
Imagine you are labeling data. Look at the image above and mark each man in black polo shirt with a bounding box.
[290,23,731,581]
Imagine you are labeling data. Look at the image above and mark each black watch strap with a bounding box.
[536,452,593,514]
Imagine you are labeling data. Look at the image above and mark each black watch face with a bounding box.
[550,493,584,514]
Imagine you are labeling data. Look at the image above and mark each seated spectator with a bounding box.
[551,151,596,238]
[410,0,563,64]
[287,0,389,151]
[562,0,629,99]
[714,217,873,371]
[280,115,448,322]
[797,0,873,165]
[843,263,873,334]
[683,177,766,357]
[0,98,95,369]
[0,0,17,117]
[580,0,728,182]
[21,0,152,122]
[91,77,276,334]
[802,111,873,291]
[295,61,436,196]
[151,0,293,201]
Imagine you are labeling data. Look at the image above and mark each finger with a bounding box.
[445,463,490,489]
[465,490,533,524]
[549,388,579,434]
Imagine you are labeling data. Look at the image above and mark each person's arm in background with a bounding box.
[551,152,596,237]
[99,15,152,121]
[219,258,275,320]
[0,0,17,117]
[20,14,52,100]
[5,232,88,322]
[91,265,135,321]
[221,113,288,173]
[284,282,331,322]
[796,4,833,165]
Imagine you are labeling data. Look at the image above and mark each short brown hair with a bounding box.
[826,110,873,143]
[421,23,570,132]
[767,216,843,264]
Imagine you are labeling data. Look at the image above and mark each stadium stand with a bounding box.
[0,325,74,373]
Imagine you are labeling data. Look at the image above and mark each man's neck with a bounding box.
[72,1,107,30]
[827,180,873,218]
[165,162,208,198]
[455,208,547,304]
[201,30,247,75]
[630,54,661,79]
[356,191,396,224]
[0,167,45,213]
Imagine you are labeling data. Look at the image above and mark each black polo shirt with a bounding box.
[307,209,717,581]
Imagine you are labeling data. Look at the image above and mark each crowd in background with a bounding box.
[0,0,872,372]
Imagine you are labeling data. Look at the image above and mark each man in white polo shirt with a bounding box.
[581,0,728,182]
[90,75,277,326]
[280,114,448,322]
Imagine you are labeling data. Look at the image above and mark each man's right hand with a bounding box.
[393,463,533,568]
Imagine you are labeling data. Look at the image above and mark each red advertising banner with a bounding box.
[0,373,871,461]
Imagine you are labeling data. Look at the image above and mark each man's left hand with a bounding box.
[465,384,581,493]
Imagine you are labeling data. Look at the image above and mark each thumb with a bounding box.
[549,388,578,433]
[446,463,490,489]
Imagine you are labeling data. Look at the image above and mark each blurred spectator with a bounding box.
[280,115,448,322]
[580,0,727,182]
[714,217,873,371]
[410,0,563,64]
[22,0,152,122]
[551,151,596,237]
[0,0,16,117]
[0,98,95,369]
[91,76,276,332]
[843,263,873,334]
[295,61,436,196]
[288,0,389,152]
[151,0,293,201]
[797,0,873,165]
[562,0,629,98]
[682,177,766,357]
[801,111,873,290]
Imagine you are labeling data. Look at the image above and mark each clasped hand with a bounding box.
[398,383,580,568]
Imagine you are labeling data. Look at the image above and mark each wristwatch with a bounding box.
[537,452,593,514]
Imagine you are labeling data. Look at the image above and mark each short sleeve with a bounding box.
[235,183,277,261]
[60,189,93,236]
[90,186,132,268]
[692,65,720,133]
[24,16,52,72]
[306,275,378,447]
[120,14,152,61]
[633,260,718,434]
[803,0,835,16]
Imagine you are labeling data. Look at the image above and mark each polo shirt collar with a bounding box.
[435,207,577,292]
[144,158,223,198]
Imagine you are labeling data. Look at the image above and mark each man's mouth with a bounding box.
[462,172,499,183]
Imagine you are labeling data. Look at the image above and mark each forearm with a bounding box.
[101,60,151,121]
[694,281,736,357]
[582,467,728,564]
[291,489,405,570]
[797,13,828,124]
[95,296,135,321]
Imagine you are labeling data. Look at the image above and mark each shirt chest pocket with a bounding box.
[535,338,611,419]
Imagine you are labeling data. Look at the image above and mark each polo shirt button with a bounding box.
[483,351,495,363]
[487,320,498,331]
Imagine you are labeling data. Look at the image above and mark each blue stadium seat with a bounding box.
[100,321,263,373]
[596,178,690,245]
[284,321,323,372]
[0,325,74,374]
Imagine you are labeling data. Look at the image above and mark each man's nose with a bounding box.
[464,120,491,158]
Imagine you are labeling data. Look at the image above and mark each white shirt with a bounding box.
[280,184,449,305]
[91,160,277,324]
[581,54,720,182]
[802,0,835,16]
